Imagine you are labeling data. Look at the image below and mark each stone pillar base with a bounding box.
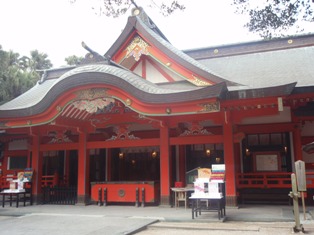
[226,195,238,207]
[159,195,171,207]
[32,194,43,205]
[76,195,91,206]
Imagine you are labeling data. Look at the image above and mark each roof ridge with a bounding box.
[131,6,169,42]
[184,33,314,60]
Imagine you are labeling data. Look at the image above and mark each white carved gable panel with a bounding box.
[132,60,184,83]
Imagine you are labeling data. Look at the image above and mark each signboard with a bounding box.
[255,154,279,171]
[211,164,225,182]
[24,168,33,182]
[295,160,307,192]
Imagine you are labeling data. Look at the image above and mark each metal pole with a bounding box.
[98,187,103,206]
[135,188,139,207]
[103,188,107,206]
[141,188,145,207]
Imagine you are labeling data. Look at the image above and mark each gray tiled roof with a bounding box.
[0,79,55,110]
[135,17,237,86]
[105,8,238,86]
[0,64,226,117]
[0,64,179,111]
[197,46,314,89]
[1,8,311,118]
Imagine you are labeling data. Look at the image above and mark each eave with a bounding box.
[0,64,226,128]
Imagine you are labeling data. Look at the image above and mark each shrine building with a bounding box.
[0,7,314,207]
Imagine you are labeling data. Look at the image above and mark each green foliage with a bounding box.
[65,55,83,66]
[71,0,185,17]
[157,1,185,16]
[29,50,53,71]
[0,46,52,104]
[233,0,314,39]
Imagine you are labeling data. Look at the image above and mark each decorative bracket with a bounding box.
[107,125,140,141]
[179,122,211,136]
[48,131,72,143]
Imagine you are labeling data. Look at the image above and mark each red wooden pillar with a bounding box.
[77,131,90,204]
[234,143,241,174]
[2,145,9,176]
[160,125,171,206]
[64,150,70,186]
[293,125,303,161]
[223,111,238,207]
[233,143,241,199]
[106,149,112,181]
[178,145,186,185]
[27,149,32,168]
[31,134,43,204]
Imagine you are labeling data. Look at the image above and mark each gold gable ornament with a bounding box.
[126,36,149,61]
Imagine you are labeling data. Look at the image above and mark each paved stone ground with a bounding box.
[0,212,157,235]
[0,204,313,235]
[137,221,314,235]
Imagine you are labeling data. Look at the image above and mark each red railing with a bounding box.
[306,172,314,188]
[41,174,68,187]
[0,175,56,189]
[0,175,17,189]
[237,172,314,189]
[0,173,68,189]
[41,174,59,187]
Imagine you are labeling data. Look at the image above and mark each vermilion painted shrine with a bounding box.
[0,7,314,207]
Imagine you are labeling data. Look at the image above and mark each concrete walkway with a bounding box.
[0,203,313,234]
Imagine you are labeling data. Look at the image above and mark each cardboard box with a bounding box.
[198,168,211,179]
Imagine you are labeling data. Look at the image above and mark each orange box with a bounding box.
[198,168,211,178]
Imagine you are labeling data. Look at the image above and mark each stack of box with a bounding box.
[211,164,225,182]
[191,166,224,198]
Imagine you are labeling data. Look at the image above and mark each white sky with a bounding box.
[0,0,311,67]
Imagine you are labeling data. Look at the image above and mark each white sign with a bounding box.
[295,160,307,191]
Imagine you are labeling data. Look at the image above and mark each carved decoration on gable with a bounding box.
[179,122,211,136]
[191,75,212,86]
[126,36,149,61]
[72,98,115,114]
[199,101,220,113]
[76,88,109,100]
[106,125,140,141]
[73,88,115,114]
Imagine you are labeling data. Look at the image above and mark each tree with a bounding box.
[72,0,312,39]
[29,50,53,71]
[17,51,53,73]
[65,55,83,66]
[0,46,52,104]
[70,0,185,17]
[233,0,314,39]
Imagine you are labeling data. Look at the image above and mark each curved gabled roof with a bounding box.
[105,7,238,86]
[0,7,304,122]
[0,64,227,119]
